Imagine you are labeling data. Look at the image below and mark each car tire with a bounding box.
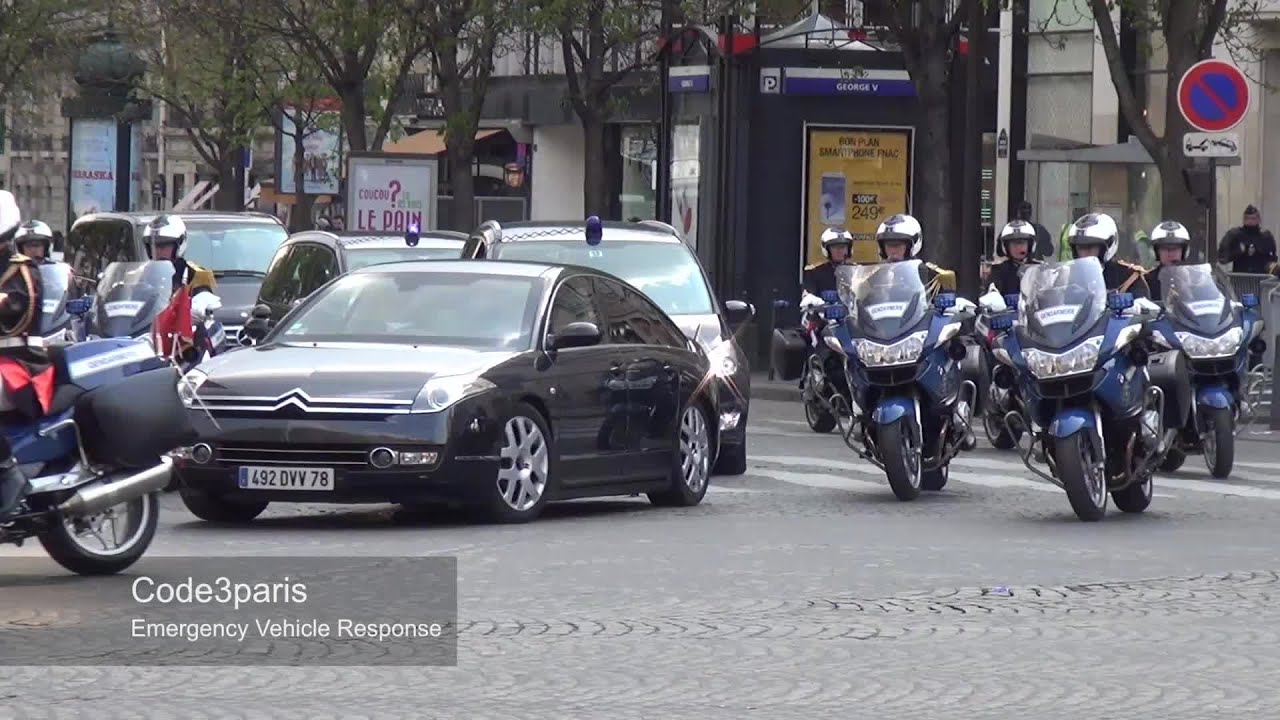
[482,403,555,524]
[178,487,269,523]
[650,401,713,507]
[713,438,747,476]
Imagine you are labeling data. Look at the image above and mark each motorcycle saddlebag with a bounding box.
[74,366,198,469]
[1145,349,1192,430]
[771,328,809,382]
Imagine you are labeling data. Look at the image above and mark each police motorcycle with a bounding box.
[974,292,1024,449]
[0,296,196,575]
[1146,263,1265,478]
[991,257,1171,521]
[85,261,228,368]
[38,262,79,346]
[799,290,856,432]
[823,260,979,501]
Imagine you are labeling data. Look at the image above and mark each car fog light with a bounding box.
[369,447,396,469]
[191,443,213,464]
[398,451,439,466]
[719,411,741,431]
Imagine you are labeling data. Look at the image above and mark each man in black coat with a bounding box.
[1217,205,1277,274]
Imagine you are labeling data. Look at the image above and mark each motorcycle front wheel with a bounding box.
[879,417,922,501]
[1054,432,1108,522]
[1202,406,1235,478]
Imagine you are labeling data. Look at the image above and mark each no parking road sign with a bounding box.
[1177,59,1251,133]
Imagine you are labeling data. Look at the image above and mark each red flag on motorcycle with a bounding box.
[153,285,193,359]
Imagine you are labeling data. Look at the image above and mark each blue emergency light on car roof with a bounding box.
[405,222,420,247]
[585,215,603,245]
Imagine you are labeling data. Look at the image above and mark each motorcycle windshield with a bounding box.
[836,259,929,341]
[1017,257,1108,349]
[93,261,174,338]
[1159,263,1235,337]
[38,263,72,334]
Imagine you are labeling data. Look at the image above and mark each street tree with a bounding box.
[0,0,102,109]
[418,0,508,230]
[1070,0,1262,233]
[253,0,432,152]
[128,0,265,211]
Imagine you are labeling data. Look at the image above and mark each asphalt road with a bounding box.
[6,398,1280,718]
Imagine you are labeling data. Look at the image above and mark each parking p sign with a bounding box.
[760,68,780,94]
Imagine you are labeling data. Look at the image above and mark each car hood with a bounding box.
[209,275,264,327]
[197,343,512,401]
[671,313,725,350]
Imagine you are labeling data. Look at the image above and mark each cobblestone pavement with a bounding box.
[5,399,1280,718]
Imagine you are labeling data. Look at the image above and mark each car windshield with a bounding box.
[182,221,288,274]
[491,239,714,316]
[277,270,543,350]
[1017,258,1108,349]
[1159,262,1236,337]
[345,246,463,272]
[836,260,929,341]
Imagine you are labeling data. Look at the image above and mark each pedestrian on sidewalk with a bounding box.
[1217,204,1277,274]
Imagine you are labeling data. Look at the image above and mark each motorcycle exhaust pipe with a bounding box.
[56,457,173,517]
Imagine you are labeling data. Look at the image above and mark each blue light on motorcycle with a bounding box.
[585,215,603,245]
[990,313,1013,331]
[1242,293,1259,308]
[821,290,840,304]
[66,297,91,316]
[1003,293,1020,309]
[1107,292,1134,311]
[934,292,956,309]
[824,304,847,321]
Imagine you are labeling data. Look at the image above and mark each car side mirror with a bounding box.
[547,321,601,350]
[251,303,272,320]
[724,299,754,327]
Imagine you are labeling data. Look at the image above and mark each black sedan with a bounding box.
[173,259,721,523]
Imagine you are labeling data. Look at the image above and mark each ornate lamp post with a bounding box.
[61,31,150,226]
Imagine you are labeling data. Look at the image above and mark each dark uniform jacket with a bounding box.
[0,252,52,420]
[918,261,956,300]
[1217,226,1278,274]
[171,256,217,297]
[1103,259,1150,298]
[802,261,842,297]
[986,258,1039,296]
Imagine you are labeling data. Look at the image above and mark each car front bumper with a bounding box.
[175,396,510,505]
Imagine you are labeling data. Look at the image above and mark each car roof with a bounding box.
[336,233,465,251]
[71,211,285,229]
[348,258,566,279]
[483,219,684,245]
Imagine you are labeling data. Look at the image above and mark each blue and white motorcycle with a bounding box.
[824,260,978,501]
[991,257,1172,521]
[0,297,196,574]
[1146,263,1265,478]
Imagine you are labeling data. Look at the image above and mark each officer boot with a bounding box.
[0,456,27,521]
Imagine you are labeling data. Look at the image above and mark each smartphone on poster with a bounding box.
[820,173,847,225]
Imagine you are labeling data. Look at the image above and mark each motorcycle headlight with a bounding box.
[855,330,928,367]
[1021,336,1103,379]
[1175,327,1243,359]
[178,369,209,408]
[706,339,739,378]
[411,373,497,413]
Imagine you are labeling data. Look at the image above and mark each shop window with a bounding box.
[618,124,656,221]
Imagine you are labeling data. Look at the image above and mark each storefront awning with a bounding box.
[382,128,504,155]
[1017,136,1155,164]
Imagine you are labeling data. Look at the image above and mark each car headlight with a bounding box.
[1021,336,1103,379]
[177,369,209,408]
[1176,327,1243,359]
[706,339,739,378]
[411,373,497,413]
[855,330,928,367]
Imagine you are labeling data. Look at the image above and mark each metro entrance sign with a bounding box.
[1177,59,1251,133]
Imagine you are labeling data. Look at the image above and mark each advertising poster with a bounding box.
[278,106,343,196]
[130,124,144,211]
[803,126,913,265]
[69,119,117,219]
[669,123,700,248]
[346,154,439,232]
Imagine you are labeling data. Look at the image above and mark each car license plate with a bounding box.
[237,466,334,491]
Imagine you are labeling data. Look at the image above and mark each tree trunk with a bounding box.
[213,155,241,211]
[340,86,368,152]
[449,140,477,231]
[289,134,314,232]
[582,112,609,217]
[913,54,956,271]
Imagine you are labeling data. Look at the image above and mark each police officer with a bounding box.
[800,227,853,310]
[1142,221,1193,301]
[986,220,1041,296]
[1067,213,1150,298]
[875,213,955,298]
[0,192,52,522]
[13,221,56,264]
[143,215,216,297]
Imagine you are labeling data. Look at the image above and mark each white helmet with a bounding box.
[1150,220,1190,257]
[144,214,188,257]
[875,213,922,259]
[997,219,1036,257]
[819,227,852,260]
[1067,212,1119,262]
[13,220,54,255]
[0,191,21,247]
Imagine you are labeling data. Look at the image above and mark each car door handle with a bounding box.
[609,362,625,376]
